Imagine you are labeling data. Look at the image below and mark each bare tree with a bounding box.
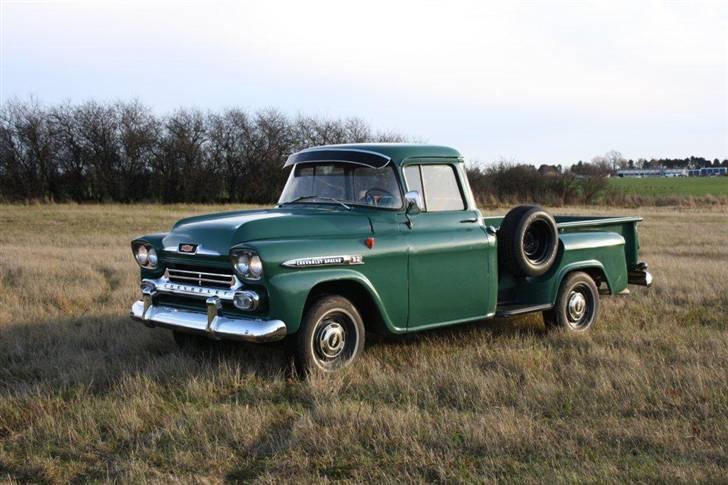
[116,100,160,201]
[590,150,626,173]
[158,109,211,202]
[0,99,411,203]
[0,99,59,200]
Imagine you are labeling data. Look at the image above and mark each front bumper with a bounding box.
[130,281,287,343]
[628,261,653,287]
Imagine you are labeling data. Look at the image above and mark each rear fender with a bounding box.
[551,231,629,301]
[552,260,610,303]
[499,231,628,307]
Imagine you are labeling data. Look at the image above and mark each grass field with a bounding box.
[1,204,727,483]
[609,176,728,197]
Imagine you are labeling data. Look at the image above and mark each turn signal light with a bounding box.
[233,290,260,311]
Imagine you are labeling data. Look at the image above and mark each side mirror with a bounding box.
[404,191,423,215]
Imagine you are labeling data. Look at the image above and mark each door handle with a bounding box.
[460,217,478,223]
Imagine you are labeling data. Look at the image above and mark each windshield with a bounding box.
[278,163,403,209]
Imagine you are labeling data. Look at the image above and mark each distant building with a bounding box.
[688,167,728,177]
[615,168,688,178]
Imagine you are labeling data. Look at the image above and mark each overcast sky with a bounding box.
[1,0,726,164]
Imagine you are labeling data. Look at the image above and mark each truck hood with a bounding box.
[162,207,372,255]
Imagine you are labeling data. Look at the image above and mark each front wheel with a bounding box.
[543,271,599,332]
[296,295,365,373]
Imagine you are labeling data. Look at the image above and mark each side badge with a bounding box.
[281,255,364,268]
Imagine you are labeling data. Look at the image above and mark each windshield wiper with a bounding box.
[281,195,351,210]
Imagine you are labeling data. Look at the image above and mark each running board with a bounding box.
[495,303,553,318]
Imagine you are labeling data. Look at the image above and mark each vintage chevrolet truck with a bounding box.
[130,144,652,371]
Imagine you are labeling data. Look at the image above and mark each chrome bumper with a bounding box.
[130,283,287,343]
[628,261,653,287]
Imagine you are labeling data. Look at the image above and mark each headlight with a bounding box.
[133,243,159,269]
[235,253,250,275]
[135,245,148,265]
[147,248,158,267]
[232,249,263,280]
[248,255,263,278]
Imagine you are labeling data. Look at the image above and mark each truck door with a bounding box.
[403,162,497,329]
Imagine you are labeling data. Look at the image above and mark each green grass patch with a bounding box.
[609,176,728,197]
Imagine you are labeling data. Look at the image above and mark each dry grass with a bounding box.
[1,203,727,483]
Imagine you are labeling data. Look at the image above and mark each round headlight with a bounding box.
[235,253,250,275]
[232,250,264,280]
[249,255,263,278]
[147,248,158,268]
[135,245,149,265]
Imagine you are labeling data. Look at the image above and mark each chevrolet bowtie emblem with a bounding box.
[179,243,198,254]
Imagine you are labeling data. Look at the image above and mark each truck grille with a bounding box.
[165,267,236,289]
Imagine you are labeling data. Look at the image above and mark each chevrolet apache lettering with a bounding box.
[130,144,652,372]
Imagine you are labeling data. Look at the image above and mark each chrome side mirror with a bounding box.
[404,191,423,215]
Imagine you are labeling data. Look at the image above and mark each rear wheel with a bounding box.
[296,295,365,373]
[544,271,599,332]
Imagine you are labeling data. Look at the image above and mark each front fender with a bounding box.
[132,233,168,279]
[266,268,400,334]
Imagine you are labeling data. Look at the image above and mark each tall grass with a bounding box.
[0,204,726,482]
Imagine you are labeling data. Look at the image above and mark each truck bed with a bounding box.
[487,214,646,312]
[483,214,642,231]
[484,214,643,271]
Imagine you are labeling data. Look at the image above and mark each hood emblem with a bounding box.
[179,243,198,254]
[282,255,363,268]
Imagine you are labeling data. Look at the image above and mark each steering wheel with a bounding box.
[364,188,395,206]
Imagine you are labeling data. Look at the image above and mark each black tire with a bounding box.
[296,295,365,373]
[544,271,599,332]
[499,205,559,277]
[172,330,210,351]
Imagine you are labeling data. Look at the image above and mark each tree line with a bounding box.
[0,99,405,203]
[2,100,724,205]
[466,163,611,206]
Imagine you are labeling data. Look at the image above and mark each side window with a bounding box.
[404,165,424,206]
[421,165,465,211]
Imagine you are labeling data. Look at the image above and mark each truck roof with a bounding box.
[285,143,463,168]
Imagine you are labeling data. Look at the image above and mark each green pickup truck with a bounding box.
[130,144,652,371]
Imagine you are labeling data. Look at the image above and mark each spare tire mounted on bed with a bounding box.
[498,205,559,277]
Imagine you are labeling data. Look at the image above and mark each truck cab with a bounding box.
[130,144,652,372]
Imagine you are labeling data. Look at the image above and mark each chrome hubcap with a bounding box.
[567,291,587,322]
[316,320,346,360]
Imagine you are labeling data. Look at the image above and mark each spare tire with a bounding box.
[498,205,559,277]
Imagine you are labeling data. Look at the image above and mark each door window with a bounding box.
[404,164,465,211]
